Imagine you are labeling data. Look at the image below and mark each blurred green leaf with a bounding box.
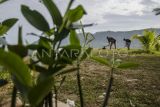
[45,28,55,36]
[27,44,39,50]
[0,0,8,4]
[21,5,50,32]
[68,5,86,22]
[69,30,80,46]
[54,28,70,43]
[91,56,109,66]
[28,76,54,106]
[71,23,94,29]
[117,62,139,69]
[38,37,52,49]
[8,45,28,58]
[112,59,121,67]
[0,18,18,36]
[36,37,54,65]
[42,0,62,26]
[61,45,81,51]
[86,33,95,45]
[81,47,92,61]
[0,50,33,89]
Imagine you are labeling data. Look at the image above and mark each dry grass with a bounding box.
[58,50,160,107]
[0,49,160,107]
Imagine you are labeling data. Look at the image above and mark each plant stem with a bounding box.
[102,68,114,107]
[48,92,53,107]
[53,85,58,107]
[11,86,17,107]
[44,96,48,107]
[65,0,74,14]
[76,61,84,107]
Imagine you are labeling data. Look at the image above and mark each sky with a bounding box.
[1,0,160,44]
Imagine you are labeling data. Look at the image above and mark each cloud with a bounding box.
[151,0,160,4]
[1,0,160,41]
[72,0,147,24]
[71,0,160,25]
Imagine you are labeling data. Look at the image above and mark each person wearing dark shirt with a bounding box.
[123,38,131,50]
[106,36,116,49]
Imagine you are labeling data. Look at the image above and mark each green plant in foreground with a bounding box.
[0,0,90,106]
[0,0,18,88]
[8,26,28,107]
[91,51,139,107]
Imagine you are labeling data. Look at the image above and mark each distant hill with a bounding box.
[91,28,160,48]
[28,28,160,49]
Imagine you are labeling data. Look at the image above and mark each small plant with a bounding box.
[70,21,94,107]
[91,51,138,107]
[132,30,160,53]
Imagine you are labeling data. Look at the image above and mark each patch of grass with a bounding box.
[0,49,160,107]
[0,70,13,106]
[0,71,10,80]
[58,52,160,107]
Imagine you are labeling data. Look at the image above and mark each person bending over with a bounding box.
[106,36,116,49]
[123,38,131,50]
